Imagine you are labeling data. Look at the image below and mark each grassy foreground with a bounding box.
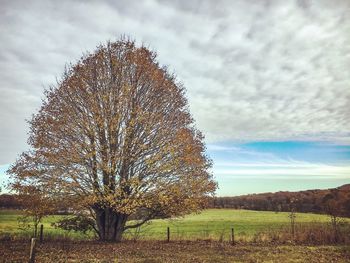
[1,240,349,262]
[0,209,348,241]
[1,209,349,262]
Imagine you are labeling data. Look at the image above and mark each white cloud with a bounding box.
[0,0,350,165]
[206,145,241,151]
[214,162,350,180]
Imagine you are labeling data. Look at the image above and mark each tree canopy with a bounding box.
[8,38,216,241]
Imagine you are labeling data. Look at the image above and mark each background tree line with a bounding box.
[2,184,349,217]
[208,184,350,217]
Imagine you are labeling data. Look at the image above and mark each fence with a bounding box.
[123,225,236,244]
[2,221,350,244]
[20,224,236,262]
[4,224,237,243]
[4,223,350,263]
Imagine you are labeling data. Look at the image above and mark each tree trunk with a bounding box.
[95,208,128,242]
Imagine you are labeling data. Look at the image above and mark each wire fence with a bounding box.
[2,220,350,244]
[123,226,235,241]
[2,224,239,242]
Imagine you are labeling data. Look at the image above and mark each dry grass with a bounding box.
[1,240,350,263]
[250,222,350,245]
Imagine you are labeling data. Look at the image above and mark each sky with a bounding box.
[0,0,349,196]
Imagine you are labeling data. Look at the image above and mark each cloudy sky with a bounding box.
[1,0,350,195]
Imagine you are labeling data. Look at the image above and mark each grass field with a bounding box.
[2,209,350,262]
[1,209,348,241]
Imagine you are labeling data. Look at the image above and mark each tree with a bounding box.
[8,38,217,242]
[322,191,344,243]
[13,185,57,237]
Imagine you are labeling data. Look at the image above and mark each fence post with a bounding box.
[29,238,36,263]
[167,227,170,242]
[39,224,44,243]
[231,228,235,246]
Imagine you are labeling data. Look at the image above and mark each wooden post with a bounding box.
[167,227,170,242]
[39,224,44,243]
[231,228,235,246]
[29,238,36,263]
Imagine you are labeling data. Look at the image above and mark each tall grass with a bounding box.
[251,222,350,245]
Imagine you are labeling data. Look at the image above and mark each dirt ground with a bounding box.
[1,240,349,263]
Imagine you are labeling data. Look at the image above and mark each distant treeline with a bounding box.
[0,194,70,214]
[2,184,350,217]
[0,194,22,209]
[208,184,350,217]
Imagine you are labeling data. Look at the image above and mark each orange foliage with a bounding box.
[8,38,217,241]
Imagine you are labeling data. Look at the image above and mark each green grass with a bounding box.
[0,210,87,239]
[124,209,346,240]
[0,209,348,241]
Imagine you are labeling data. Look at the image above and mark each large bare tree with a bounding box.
[8,39,216,241]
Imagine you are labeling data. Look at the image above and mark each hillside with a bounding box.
[209,184,350,216]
